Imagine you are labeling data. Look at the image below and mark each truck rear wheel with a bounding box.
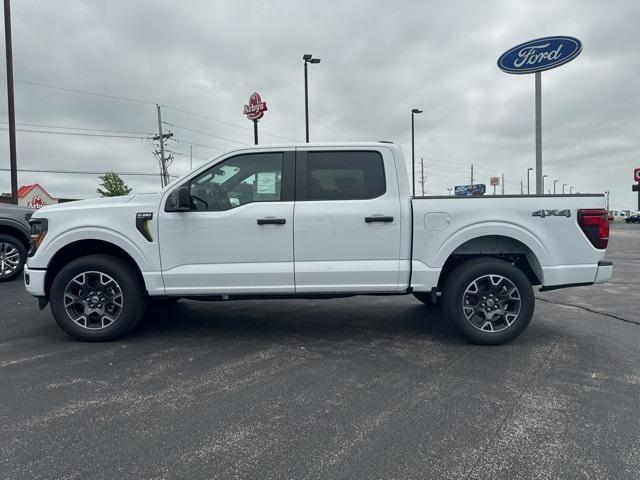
[49,254,146,341]
[441,258,534,345]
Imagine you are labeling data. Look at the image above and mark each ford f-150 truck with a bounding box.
[24,143,612,344]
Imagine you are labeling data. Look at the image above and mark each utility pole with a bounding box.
[3,0,17,205]
[470,164,474,186]
[190,144,193,171]
[418,157,426,196]
[520,180,523,195]
[153,105,173,187]
[501,173,504,195]
[605,190,610,211]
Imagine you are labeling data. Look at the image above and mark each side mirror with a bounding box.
[166,185,192,212]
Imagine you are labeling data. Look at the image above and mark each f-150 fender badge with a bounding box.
[532,209,571,218]
[136,212,154,242]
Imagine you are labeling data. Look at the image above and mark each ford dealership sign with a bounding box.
[498,36,582,74]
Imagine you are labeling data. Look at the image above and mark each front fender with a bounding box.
[31,226,153,271]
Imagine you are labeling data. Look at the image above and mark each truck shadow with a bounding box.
[133,297,466,345]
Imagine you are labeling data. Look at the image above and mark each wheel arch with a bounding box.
[437,234,543,290]
[44,239,146,296]
[0,222,30,249]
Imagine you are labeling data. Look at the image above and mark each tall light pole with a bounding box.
[570,186,574,194]
[562,183,567,194]
[3,0,17,204]
[605,190,610,211]
[303,54,320,143]
[553,179,558,194]
[447,187,453,196]
[542,174,548,194]
[411,108,422,197]
[527,168,533,195]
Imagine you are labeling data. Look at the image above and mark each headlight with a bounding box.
[28,218,48,256]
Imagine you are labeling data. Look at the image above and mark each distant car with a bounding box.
[0,203,33,281]
[625,214,640,224]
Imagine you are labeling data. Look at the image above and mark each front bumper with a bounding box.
[24,266,46,297]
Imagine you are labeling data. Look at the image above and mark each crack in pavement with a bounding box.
[535,296,638,326]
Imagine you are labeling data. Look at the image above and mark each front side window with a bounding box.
[189,152,283,211]
[307,151,386,200]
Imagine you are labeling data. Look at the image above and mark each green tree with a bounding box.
[97,172,132,197]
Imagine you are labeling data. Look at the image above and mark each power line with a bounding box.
[0,76,156,106]
[0,167,179,177]
[162,105,300,141]
[0,127,151,139]
[171,138,225,151]
[0,120,152,135]
[163,121,251,146]
[1,76,300,141]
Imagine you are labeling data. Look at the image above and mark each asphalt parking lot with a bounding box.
[1,224,639,480]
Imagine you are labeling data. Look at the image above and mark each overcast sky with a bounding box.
[0,0,638,208]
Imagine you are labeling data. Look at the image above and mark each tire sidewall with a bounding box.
[50,255,145,341]
[442,258,535,345]
[0,234,27,282]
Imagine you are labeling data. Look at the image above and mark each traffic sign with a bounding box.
[634,168,640,182]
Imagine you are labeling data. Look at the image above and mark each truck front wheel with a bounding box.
[441,258,534,345]
[49,254,147,341]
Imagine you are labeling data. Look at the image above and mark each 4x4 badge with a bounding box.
[532,209,571,218]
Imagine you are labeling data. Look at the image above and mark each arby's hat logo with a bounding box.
[243,92,267,121]
[28,195,45,209]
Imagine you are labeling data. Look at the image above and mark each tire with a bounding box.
[441,258,534,345]
[49,254,147,341]
[413,291,437,307]
[0,234,27,282]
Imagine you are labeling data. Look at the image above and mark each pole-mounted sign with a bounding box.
[243,92,267,145]
[498,36,582,194]
[634,168,640,210]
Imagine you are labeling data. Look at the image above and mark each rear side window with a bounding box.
[306,151,386,200]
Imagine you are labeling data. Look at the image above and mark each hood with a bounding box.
[33,193,162,216]
[0,203,34,214]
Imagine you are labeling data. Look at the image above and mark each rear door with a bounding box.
[293,147,403,293]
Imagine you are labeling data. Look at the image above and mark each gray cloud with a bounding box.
[0,0,638,208]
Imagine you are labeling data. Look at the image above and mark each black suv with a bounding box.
[0,203,33,281]
[625,214,640,224]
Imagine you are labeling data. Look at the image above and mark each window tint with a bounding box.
[307,151,385,200]
[190,152,283,211]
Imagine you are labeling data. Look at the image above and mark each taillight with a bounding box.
[577,209,609,249]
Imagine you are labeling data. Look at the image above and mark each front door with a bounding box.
[158,150,295,295]
[293,148,403,293]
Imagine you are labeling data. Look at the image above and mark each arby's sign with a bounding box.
[243,92,267,121]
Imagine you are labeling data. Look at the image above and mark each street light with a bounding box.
[553,179,558,194]
[562,183,567,194]
[447,187,453,196]
[303,54,321,143]
[605,190,610,211]
[411,108,423,197]
[570,186,574,194]
[542,174,548,194]
[527,167,533,195]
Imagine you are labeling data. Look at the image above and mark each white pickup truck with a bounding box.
[25,142,612,344]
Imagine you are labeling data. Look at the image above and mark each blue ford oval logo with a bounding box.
[498,36,582,74]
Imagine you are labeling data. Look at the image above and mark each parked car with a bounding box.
[625,214,640,224]
[25,142,612,344]
[0,203,33,281]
